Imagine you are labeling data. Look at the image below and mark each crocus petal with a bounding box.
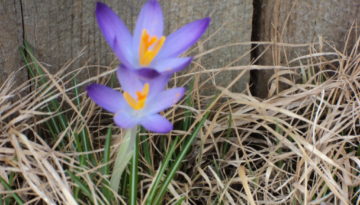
[156,18,210,59]
[140,114,173,133]
[117,65,170,98]
[153,57,192,73]
[114,111,139,129]
[147,87,185,114]
[133,0,164,54]
[135,68,161,79]
[113,38,134,67]
[96,3,133,66]
[147,74,170,97]
[126,67,169,94]
[86,83,125,113]
[116,65,144,96]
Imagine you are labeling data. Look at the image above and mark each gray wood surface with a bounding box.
[161,0,253,92]
[254,0,360,97]
[1,0,252,92]
[0,0,25,86]
[21,0,113,71]
[0,0,359,97]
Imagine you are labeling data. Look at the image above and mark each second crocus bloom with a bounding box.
[87,66,184,133]
[96,0,210,78]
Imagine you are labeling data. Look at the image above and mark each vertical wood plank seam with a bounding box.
[18,0,31,85]
[250,0,261,96]
[18,0,25,44]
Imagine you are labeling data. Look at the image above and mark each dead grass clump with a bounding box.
[187,35,359,204]
[0,32,359,204]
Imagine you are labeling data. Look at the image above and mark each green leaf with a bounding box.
[0,177,24,205]
[151,112,209,205]
[129,133,139,205]
[145,137,179,203]
[110,127,137,192]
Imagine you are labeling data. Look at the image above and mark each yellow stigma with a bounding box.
[139,29,166,66]
[123,83,150,110]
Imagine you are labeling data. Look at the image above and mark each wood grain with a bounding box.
[253,0,360,97]
[1,0,358,95]
[0,0,25,86]
[164,0,253,92]
[21,0,113,72]
[19,0,252,91]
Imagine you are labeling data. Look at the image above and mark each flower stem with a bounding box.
[110,127,137,192]
[129,132,139,205]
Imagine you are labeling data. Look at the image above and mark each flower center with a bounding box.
[123,83,149,110]
[139,29,166,66]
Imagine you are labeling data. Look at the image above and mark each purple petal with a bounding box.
[157,18,210,59]
[114,111,139,129]
[147,74,170,97]
[153,57,192,73]
[135,0,164,36]
[116,65,170,99]
[140,114,173,133]
[146,87,185,114]
[135,68,161,79]
[86,83,125,113]
[123,67,169,93]
[113,38,134,67]
[133,0,164,54]
[116,65,144,96]
[96,3,133,67]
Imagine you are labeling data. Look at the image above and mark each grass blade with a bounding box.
[129,133,139,205]
[0,177,24,205]
[151,112,209,204]
[145,137,179,204]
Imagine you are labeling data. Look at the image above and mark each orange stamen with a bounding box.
[139,29,166,66]
[123,83,150,110]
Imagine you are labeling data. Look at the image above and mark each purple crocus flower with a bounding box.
[96,0,210,78]
[86,66,184,133]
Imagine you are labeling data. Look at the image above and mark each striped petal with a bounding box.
[146,74,170,97]
[156,18,210,59]
[114,111,139,129]
[133,0,164,55]
[117,65,170,98]
[146,87,185,114]
[96,3,133,67]
[152,57,192,73]
[140,114,173,133]
[116,65,144,96]
[86,84,125,113]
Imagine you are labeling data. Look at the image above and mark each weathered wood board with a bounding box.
[160,0,253,92]
[0,0,26,86]
[1,0,359,96]
[125,0,253,92]
[254,0,360,97]
[1,0,253,92]
[21,0,114,72]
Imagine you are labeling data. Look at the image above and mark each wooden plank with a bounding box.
[21,0,112,73]
[253,0,360,98]
[162,0,253,92]
[0,0,26,86]
[21,0,252,91]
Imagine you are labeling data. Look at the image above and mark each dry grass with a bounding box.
[0,29,359,204]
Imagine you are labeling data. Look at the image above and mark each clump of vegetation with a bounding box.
[0,29,359,204]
